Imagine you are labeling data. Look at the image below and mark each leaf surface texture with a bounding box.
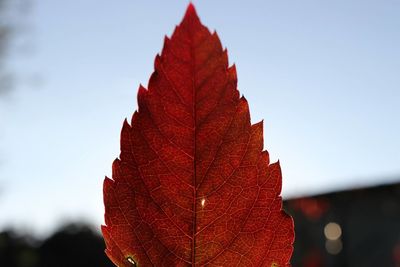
[102,4,294,266]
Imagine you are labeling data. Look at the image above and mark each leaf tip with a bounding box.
[186,2,197,15]
[182,2,200,24]
[228,64,238,82]
[137,84,148,111]
[123,117,130,127]
[255,119,264,127]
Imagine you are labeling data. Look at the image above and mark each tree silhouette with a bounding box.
[0,223,113,267]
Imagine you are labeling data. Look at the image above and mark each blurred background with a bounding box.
[0,0,399,266]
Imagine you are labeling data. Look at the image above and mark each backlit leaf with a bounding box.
[102,4,294,266]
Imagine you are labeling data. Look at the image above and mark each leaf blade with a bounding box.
[103,4,294,266]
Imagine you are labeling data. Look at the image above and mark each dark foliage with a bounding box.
[0,223,113,267]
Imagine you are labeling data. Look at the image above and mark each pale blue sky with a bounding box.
[1,0,399,235]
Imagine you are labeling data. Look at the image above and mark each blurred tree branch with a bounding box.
[0,0,33,97]
[0,0,13,96]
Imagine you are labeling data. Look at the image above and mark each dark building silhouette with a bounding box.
[0,182,399,266]
[285,182,400,267]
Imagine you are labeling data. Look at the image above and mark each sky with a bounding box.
[0,0,399,235]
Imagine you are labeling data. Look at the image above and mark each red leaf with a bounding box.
[102,4,294,266]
